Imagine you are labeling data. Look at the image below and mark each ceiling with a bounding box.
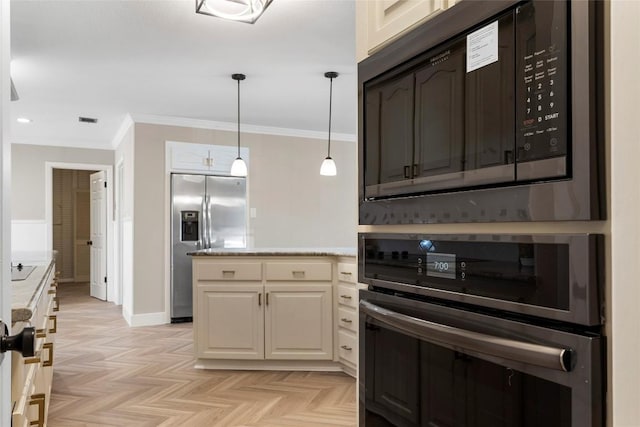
[9,0,357,150]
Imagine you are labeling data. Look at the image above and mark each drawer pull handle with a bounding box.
[42,343,54,367]
[24,354,41,365]
[266,292,269,306]
[35,329,46,339]
[29,393,46,427]
[292,270,305,277]
[341,345,353,351]
[340,271,352,275]
[340,295,352,300]
[47,289,56,295]
[258,293,262,307]
[49,315,58,334]
[53,297,60,312]
[340,318,353,324]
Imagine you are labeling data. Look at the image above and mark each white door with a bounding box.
[90,171,107,300]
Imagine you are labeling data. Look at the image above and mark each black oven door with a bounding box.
[359,290,603,427]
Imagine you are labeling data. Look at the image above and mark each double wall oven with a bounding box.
[358,233,604,427]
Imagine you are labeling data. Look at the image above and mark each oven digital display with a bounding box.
[426,253,456,279]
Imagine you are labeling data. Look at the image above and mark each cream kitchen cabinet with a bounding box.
[193,256,336,368]
[364,0,454,55]
[265,283,333,360]
[335,260,359,376]
[11,259,58,427]
[195,284,264,359]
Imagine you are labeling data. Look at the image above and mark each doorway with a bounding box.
[52,168,96,284]
[45,162,114,303]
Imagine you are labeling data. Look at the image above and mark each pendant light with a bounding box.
[196,0,274,24]
[320,71,338,176]
[230,73,248,177]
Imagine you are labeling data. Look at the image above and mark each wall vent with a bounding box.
[78,116,98,124]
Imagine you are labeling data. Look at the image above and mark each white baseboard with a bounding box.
[122,306,133,326]
[128,311,168,327]
[194,359,344,372]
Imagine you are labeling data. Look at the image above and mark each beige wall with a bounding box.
[609,1,640,425]
[130,122,357,315]
[11,144,114,220]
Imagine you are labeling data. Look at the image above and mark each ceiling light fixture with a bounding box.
[16,117,31,124]
[320,71,338,177]
[196,0,273,24]
[230,73,248,177]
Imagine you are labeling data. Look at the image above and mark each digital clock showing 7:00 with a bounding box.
[426,253,457,280]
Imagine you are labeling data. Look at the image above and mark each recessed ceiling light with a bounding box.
[16,117,31,124]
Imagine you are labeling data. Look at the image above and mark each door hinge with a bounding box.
[104,276,107,283]
[104,181,107,188]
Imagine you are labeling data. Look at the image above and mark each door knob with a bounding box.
[0,321,35,357]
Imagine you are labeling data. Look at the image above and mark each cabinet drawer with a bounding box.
[338,330,357,365]
[195,262,262,281]
[338,307,357,333]
[337,262,357,283]
[337,284,357,309]
[265,262,332,281]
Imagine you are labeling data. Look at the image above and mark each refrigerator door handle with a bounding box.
[206,194,212,249]
[200,195,207,249]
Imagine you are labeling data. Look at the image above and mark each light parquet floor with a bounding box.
[49,283,357,427]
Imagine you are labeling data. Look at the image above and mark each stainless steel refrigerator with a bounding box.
[171,173,247,322]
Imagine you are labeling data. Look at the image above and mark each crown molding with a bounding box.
[110,113,135,149]
[130,113,357,143]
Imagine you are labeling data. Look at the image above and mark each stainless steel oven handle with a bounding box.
[360,300,573,372]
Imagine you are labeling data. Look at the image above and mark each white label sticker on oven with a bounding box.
[466,20,499,73]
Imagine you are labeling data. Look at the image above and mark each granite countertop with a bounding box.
[188,247,357,257]
[11,251,56,323]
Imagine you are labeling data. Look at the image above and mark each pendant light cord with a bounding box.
[237,78,241,158]
[327,75,333,158]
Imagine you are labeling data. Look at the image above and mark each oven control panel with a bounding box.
[360,233,603,326]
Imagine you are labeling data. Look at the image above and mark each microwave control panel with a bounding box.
[515,1,568,165]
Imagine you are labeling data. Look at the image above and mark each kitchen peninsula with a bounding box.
[10,252,58,427]
[189,248,360,376]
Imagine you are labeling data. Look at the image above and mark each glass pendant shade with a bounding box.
[320,71,339,177]
[230,73,248,177]
[196,0,273,24]
[320,156,337,176]
[230,157,248,177]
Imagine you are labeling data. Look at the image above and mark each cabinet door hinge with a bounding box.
[104,181,107,188]
[104,276,107,283]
